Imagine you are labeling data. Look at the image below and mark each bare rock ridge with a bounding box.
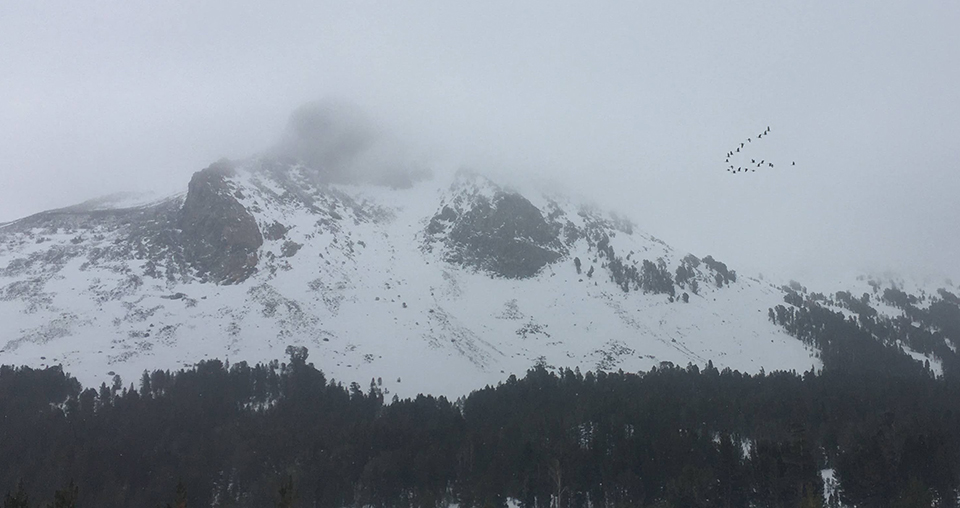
[426,188,564,279]
[178,160,263,284]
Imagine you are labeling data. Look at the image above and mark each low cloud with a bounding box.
[273,99,430,188]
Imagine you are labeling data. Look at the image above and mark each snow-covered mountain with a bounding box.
[0,154,829,398]
[4,101,953,398]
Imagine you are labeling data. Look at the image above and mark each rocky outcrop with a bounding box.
[427,190,564,279]
[178,160,262,284]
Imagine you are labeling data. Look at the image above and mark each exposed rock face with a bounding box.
[427,190,564,279]
[178,160,263,284]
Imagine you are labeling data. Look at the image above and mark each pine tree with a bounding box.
[46,481,78,508]
[276,476,296,508]
[165,481,187,508]
[140,371,153,398]
[3,481,31,508]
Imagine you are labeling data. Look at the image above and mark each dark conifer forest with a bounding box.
[3,285,960,507]
[1,353,958,507]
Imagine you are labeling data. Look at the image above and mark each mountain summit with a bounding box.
[2,103,951,397]
[0,153,823,397]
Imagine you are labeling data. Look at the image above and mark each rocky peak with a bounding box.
[178,160,263,284]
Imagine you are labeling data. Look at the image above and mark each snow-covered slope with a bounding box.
[0,158,823,398]
[772,273,958,376]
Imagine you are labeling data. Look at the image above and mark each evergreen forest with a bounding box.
[3,284,960,507]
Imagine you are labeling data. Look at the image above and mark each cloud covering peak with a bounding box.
[273,99,429,188]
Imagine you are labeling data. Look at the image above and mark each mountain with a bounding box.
[1,103,954,398]
[0,156,813,398]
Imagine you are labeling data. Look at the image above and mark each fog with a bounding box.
[272,99,430,187]
[1,1,958,287]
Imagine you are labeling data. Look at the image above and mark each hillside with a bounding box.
[0,157,823,398]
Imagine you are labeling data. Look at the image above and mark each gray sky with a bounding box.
[2,0,958,287]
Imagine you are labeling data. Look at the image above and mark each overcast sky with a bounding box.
[1,1,958,287]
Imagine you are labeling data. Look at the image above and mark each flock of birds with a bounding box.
[724,126,795,174]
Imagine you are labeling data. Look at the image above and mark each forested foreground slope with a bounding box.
[2,340,958,508]
[4,256,960,507]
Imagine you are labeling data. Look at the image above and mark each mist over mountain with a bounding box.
[3,98,960,508]
[2,3,959,505]
[1,101,957,401]
[272,99,431,188]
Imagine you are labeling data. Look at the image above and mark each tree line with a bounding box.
[771,283,960,379]
[3,339,960,507]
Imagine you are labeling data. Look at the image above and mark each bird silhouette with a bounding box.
[740,143,744,148]
[748,138,751,142]
[792,161,796,166]
[736,147,740,153]
[768,163,773,167]
[751,159,755,163]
